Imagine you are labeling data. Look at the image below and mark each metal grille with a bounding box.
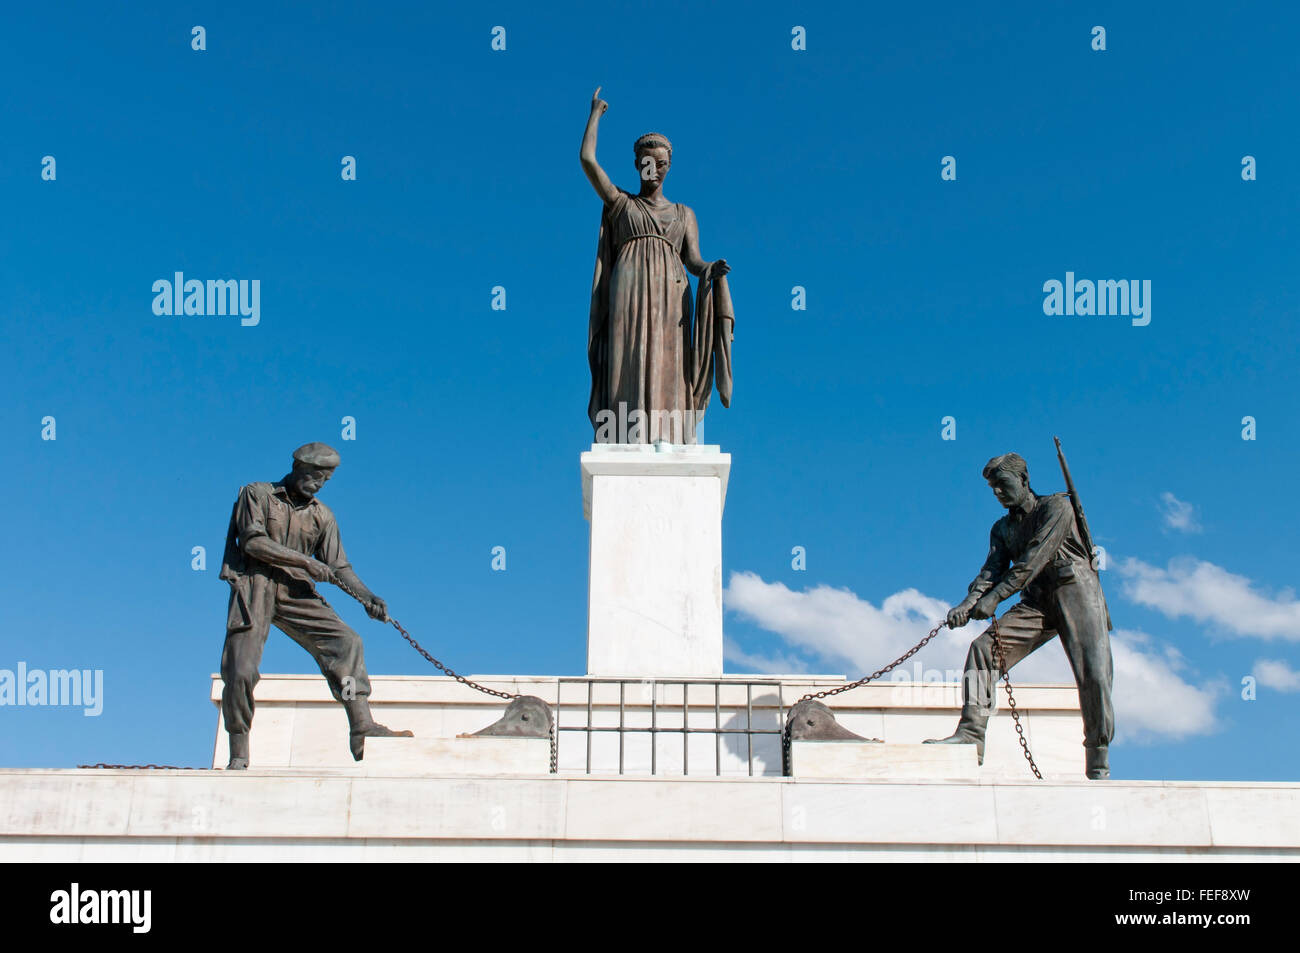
[555,677,789,776]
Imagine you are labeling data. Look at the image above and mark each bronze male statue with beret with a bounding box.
[218,442,412,769]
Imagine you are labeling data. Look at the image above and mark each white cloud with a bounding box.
[1158,492,1202,533]
[724,570,1219,742]
[722,637,811,676]
[723,571,979,677]
[1119,557,1300,641]
[1254,658,1300,693]
[1108,630,1221,740]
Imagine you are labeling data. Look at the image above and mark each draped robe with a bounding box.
[587,189,734,444]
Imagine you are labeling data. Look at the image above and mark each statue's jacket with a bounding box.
[219,481,354,634]
[967,492,1100,610]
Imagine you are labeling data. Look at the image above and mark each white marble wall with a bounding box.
[3,770,1297,862]
[210,674,1091,780]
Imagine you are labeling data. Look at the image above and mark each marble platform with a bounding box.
[3,769,1297,861]
[2,673,1295,861]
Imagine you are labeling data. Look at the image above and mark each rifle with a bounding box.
[1054,436,1113,630]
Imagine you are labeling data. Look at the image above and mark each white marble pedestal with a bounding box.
[581,443,731,677]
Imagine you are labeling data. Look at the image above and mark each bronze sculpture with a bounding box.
[581,88,735,445]
[218,442,413,769]
[926,452,1115,780]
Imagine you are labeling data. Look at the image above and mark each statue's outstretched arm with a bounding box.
[580,87,620,205]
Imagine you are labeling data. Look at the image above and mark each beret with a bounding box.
[292,442,341,469]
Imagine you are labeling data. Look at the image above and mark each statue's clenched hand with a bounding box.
[591,87,608,116]
[946,602,973,628]
[711,259,731,277]
[366,596,389,622]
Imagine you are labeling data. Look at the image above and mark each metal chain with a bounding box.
[782,614,1043,780]
[803,621,950,703]
[987,614,1043,779]
[82,603,1035,781]
[331,576,518,701]
[332,576,559,773]
[549,711,558,774]
[782,619,948,775]
[82,581,565,772]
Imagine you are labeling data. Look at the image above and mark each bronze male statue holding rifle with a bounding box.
[218,442,413,770]
[925,444,1114,779]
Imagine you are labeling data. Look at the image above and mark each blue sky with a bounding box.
[2,1,1298,780]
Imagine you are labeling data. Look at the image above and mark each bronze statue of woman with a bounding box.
[581,88,735,445]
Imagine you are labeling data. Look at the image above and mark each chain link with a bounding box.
[804,621,950,703]
[78,764,197,770]
[987,614,1042,779]
[331,576,559,772]
[782,614,1042,779]
[782,619,948,774]
[549,712,559,774]
[331,576,518,701]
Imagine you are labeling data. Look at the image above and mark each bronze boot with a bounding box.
[344,699,414,762]
[227,731,250,770]
[1086,745,1110,780]
[923,708,988,765]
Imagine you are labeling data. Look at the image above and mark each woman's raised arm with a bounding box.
[580,87,620,205]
